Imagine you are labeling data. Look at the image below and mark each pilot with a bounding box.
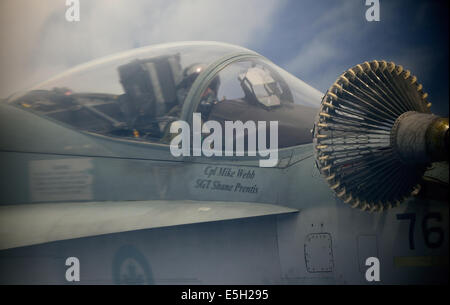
[175,63,219,112]
[158,63,221,143]
[176,63,208,105]
[166,63,221,120]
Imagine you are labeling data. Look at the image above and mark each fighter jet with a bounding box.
[0,41,447,284]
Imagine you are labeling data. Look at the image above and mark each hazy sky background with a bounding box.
[0,0,448,115]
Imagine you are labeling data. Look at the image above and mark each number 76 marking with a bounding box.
[396,212,444,250]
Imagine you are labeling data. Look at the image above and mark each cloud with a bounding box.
[280,1,370,91]
[0,0,284,96]
[1,0,447,115]
[0,0,61,97]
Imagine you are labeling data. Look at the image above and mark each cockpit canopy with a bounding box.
[7,41,322,148]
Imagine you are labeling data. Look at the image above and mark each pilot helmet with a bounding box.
[179,63,220,93]
[179,63,207,89]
